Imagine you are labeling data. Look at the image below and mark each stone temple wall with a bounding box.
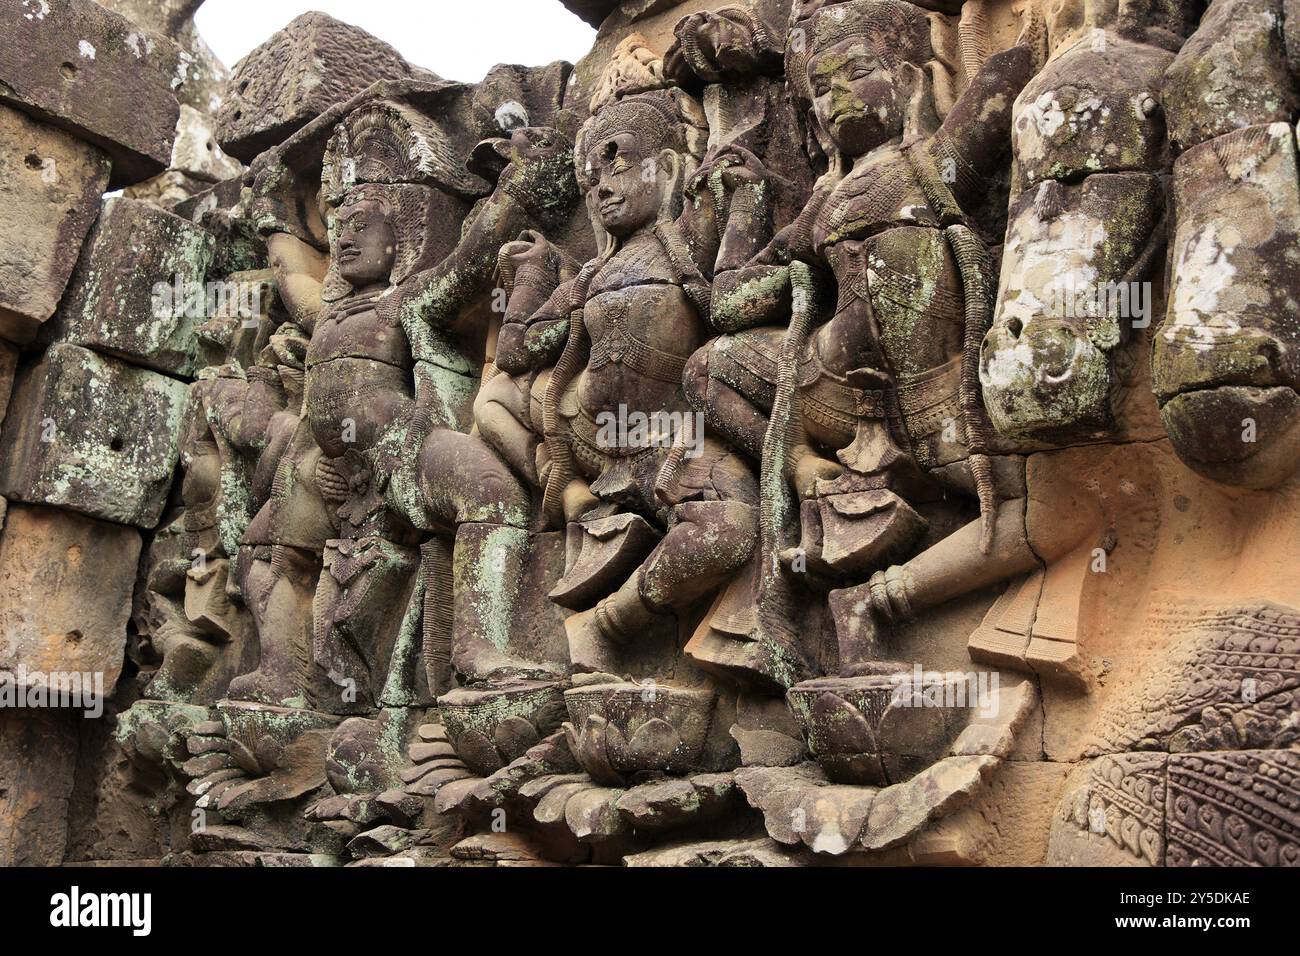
[0,0,1296,868]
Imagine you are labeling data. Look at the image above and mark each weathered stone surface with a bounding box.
[169,104,242,182]
[97,0,229,114]
[615,772,738,829]
[0,340,16,425]
[45,196,216,376]
[559,0,623,27]
[0,343,188,527]
[121,168,208,210]
[345,824,425,859]
[624,836,812,867]
[0,0,1296,873]
[0,0,184,186]
[214,12,414,162]
[0,103,110,343]
[0,708,81,866]
[1163,0,1298,152]
[0,502,140,688]
[1155,122,1300,488]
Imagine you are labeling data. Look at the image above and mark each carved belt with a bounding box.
[797,345,888,437]
[588,301,690,385]
[567,408,670,510]
[570,406,677,463]
[897,357,962,441]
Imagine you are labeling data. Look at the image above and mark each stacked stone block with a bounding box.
[0,0,196,866]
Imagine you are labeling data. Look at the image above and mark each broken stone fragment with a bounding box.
[0,0,184,186]
[614,772,739,830]
[215,12,414,162]
[345,825,426,859]
[623,835,809,867]
[0,501,141,691]
[169,104,242,182]
[97,0,230,114]
[1163,0,1298,152]
[0,102,111,343]
[0,343,188,527]
[121,169,210,210]
[46,196,216,377]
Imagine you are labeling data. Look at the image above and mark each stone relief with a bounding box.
[0,0,1296,869]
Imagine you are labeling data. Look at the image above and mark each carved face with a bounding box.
[583,131,663,238]
[694,12,754,61]
[334,198,397,288]
[981,175,1164,443]
[1153,122,1300,489]
[807,37,902,156]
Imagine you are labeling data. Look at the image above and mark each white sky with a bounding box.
[194,0,597,83]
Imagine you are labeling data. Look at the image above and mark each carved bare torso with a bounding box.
[801,147,966,468]
[576,236,705,426]
[305,297,414,459]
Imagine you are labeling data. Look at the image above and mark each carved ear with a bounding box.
[585,189,613,257]
[656,148,686,221]
[898,61,940,146]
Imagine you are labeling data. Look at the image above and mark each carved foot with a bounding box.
[566,576,674,673]
[227,668,303,708]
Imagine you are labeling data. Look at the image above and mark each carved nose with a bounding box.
[597,184,614,200]
[1033,326,1084,380]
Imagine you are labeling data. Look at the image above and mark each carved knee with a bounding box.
[418,429,532,529]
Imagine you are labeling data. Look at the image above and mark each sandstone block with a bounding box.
[0,103,111,344]
[214,12,413,162]
[97,0,230,114]
[48,196,216,376]
[0,340,16,425]
[170,104,241,182]
[1163,0,1297,152]
[0,708,81,866]
[0,343,187,527]
[0,501,141,690]
[0,0,184,186]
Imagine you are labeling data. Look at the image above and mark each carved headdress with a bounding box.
[788,0,960,144]
[322,99,489,204]
[573,88,708,250]
[806,0,933,68]
[576,89,708,166]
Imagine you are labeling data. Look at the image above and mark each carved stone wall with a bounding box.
[0,0,1296,868]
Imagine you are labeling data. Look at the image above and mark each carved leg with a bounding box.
[566,498,758,666]
[416,428,560,684]
[473,371,540,486]
[829,497,1038,674]
[683,344,771,460]
[229,544,321,706]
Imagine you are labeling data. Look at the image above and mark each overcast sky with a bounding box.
[194,0,597,83]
